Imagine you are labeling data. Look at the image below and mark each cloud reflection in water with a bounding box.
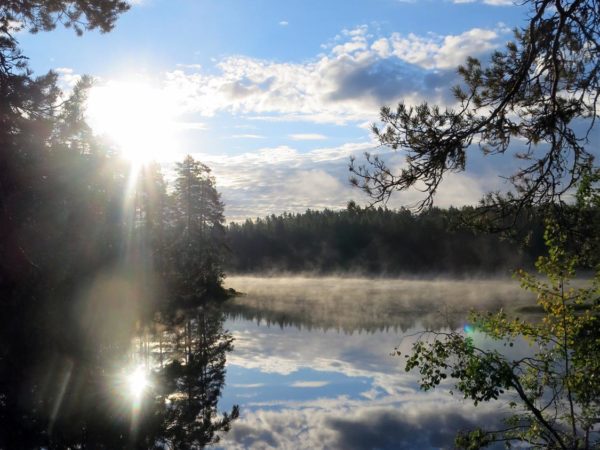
[218,276,528,449]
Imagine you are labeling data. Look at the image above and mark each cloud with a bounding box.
[231,134,265,139]
[325,403,506,450]
[174,121,207,131]
[55,67,82,90]
[176,63,203,70]
[217,275,533,449]
[279,20,289,26]
[288,133,327,141]
[231,383,266,389]
[191,142,375,220]
[185,139,498,221]
[222,396,508,449]
[291,381,330,388]
[387,28,499,69]
[90,23,517,218]
[162,25,505,125]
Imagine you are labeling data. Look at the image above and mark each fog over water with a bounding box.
[223,275,535,332]
[217,276,536,450]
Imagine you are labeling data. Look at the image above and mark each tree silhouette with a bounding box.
[347,0,600,447]
[350,0,598,219]
[170,156,227,300]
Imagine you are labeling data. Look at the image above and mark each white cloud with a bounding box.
[388,28,498,69]
[371,38,391,58]
[174,121,207,131]
[284,170,346,207]
[162,25,504,125]
[288,133,327,141]
[231,383,266,389]
[222,392,508,449]
[279,20,289,26]
[290,381,330,388]
[218,276,531,448]
[231,134,265,139]
[176,63,203,70]
[89,24,515,217]
[184,139,500,221]
[55,67,82,90]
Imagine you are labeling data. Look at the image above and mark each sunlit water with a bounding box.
[1,276,539,449]
[216,276,535,450]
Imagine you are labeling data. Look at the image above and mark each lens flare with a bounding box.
[127,366,149,398]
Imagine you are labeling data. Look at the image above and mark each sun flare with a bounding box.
[127,366,149,398]
[86,80,178,163]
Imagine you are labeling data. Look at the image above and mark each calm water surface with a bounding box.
[217,276,534,450]
[0,276,536,449]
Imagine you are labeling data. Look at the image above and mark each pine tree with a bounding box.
[171,155,226,300]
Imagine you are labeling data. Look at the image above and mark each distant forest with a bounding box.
[226,205,548,275]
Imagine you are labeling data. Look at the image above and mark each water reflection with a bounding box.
[0,301,237,448]
[219,276,534,450]
[0,276,535,449]
[223,276,533,333]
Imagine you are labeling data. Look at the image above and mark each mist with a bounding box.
[223,275,535,334]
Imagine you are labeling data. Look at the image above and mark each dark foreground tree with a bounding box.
[349,0,600,448]
[0,1,131,310]
[350,0,598,216]
[0,3,235,448]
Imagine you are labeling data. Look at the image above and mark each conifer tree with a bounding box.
[171,155,226,299]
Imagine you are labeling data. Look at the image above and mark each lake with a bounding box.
[0,275,537,449]
[216,276,535,449]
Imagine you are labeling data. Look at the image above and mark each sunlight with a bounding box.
[127,366,149,398]
[86,80,179,163]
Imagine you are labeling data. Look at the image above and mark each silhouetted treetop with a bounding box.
[0,0,130,35]
[351,0,599,212]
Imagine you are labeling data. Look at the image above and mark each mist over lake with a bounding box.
[216,276,536,449]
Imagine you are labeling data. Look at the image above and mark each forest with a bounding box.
[1,0,598,448]
[226,206,548,275]
[0,3,236,446]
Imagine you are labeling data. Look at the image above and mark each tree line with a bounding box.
[226,205,548,275]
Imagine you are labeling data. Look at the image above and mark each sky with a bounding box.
[18,0,550,221]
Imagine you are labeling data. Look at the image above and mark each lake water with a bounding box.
[216,276,534,450]
[0,275,537,449]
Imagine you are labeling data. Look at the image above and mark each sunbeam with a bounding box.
[85,80,178,164]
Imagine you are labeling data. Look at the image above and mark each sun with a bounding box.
[127,366,149,398]
[85,80,178,163]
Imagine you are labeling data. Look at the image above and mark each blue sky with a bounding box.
[19,0,541,220]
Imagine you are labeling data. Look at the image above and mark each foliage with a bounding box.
[1,0,130,35]
[227,205,547,274]
[347,0,600,447]
[350,0,599,216]
[157,308,239,449]
[170,155,227,299]
[0,2,235,447]
[400,219,600,448]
